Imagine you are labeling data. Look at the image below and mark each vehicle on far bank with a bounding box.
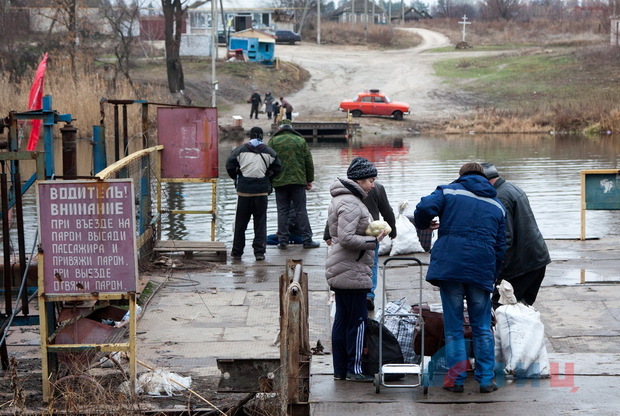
[339,89,410,120]
[275,30,301,44]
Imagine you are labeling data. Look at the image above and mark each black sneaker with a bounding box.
[231,252,242,260]
[333,374,346,380]
[255,255,265,261]
[346,373,373,382]
[303,241,320,249]
[443,385,464,393]
[480,382,498,393]
[278,242,288,250]
[366,298,375,311]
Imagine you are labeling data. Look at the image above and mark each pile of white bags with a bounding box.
[494,280,550,378]
[389,201,423,256]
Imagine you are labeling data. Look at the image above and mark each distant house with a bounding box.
[399,6,432,22]
[14,0,115,35]
[331,0,386,24]
[187,0,275,33]
[612,16,620,46]
[176,0,275,56]
[229,28,276,64]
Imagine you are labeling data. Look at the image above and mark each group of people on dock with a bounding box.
[248,90,293,122]
[226,124,550,392]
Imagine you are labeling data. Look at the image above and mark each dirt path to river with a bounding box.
[218,28,493,130]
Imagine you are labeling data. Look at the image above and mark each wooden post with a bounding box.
[581,171,586,240]
[38,252,51,402]
[279,259,310,414]
[129,293,137,394]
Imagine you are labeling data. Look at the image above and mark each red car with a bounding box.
[339,89,410,120]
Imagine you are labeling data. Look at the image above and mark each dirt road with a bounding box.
[221,28,476,127]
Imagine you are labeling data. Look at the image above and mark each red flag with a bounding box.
[26,52,48,151]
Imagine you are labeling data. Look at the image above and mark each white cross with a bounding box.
[459,15,471,43]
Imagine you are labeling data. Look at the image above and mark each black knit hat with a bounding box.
[249,127,263,140]
[481,162,499,179]
[347,157,378,180]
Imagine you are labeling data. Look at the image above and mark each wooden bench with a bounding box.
[153,240,227,262]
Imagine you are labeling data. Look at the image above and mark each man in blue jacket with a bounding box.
[226,127,281,261]
[414,162,506,394]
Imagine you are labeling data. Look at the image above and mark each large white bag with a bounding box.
[390,201,423,256]
[494,281,550,378]
[378,236,392,255]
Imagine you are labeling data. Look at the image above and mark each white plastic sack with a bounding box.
[498,279,518,305]
[390,201,423,256]
[130,369,192,396]
[494,300,550,378]
[378,236,392,256]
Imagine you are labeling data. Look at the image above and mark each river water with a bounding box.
[157,133,620,244]
[7,133,620,257]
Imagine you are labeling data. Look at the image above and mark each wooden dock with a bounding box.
[271,121,359,142]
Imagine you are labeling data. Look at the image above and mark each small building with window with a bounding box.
[229,28,276,64]
[331,0,386,24]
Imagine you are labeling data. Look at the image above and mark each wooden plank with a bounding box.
[153,240,227,262]
[154,241,225,250]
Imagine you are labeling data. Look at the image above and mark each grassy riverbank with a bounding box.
[415,18,620,134]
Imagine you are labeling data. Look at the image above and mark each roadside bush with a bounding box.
[305,21,421,48]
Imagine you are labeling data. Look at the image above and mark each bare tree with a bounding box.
[161,0,189,102]
[50,0,79,74]
[434,0,458,18]
[102,0,141,89]
[0,0,37,81]
[480,0,522,20]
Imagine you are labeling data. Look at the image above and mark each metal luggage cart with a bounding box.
[375,256,427,394]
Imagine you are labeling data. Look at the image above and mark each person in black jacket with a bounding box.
[249,90,262,119]
[226,127,281,260]
[323,180,397,311]
[482,163,551,308]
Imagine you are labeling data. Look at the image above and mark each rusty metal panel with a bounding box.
[157,107,219,179]
[217,358,280,392]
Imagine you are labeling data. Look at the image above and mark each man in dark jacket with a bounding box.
[414,162,506,394]
[226,127,281,261]
[268,123,320,249]
[249,90,262,119]
[482,163,551,308]
[280,97,293,120]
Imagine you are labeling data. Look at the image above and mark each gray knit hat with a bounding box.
[481,162,499,179]
[347,157,378,180]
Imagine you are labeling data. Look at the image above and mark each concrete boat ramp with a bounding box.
[3,237,620,414]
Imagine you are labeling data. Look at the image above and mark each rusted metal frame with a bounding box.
[0,162,10,369]
[47,343,131,352]
[39,285,137,402]
[159,177,218,241]
[95,145,163,180]
[43,294,135,303]
[123,104,129,157]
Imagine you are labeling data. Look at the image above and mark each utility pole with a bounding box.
[317,0,321,44]
[364,0,368,41]
[211,0,218,107]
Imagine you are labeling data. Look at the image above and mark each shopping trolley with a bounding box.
[374,256,428,394]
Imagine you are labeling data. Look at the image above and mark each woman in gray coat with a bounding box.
[326,157,388,382]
